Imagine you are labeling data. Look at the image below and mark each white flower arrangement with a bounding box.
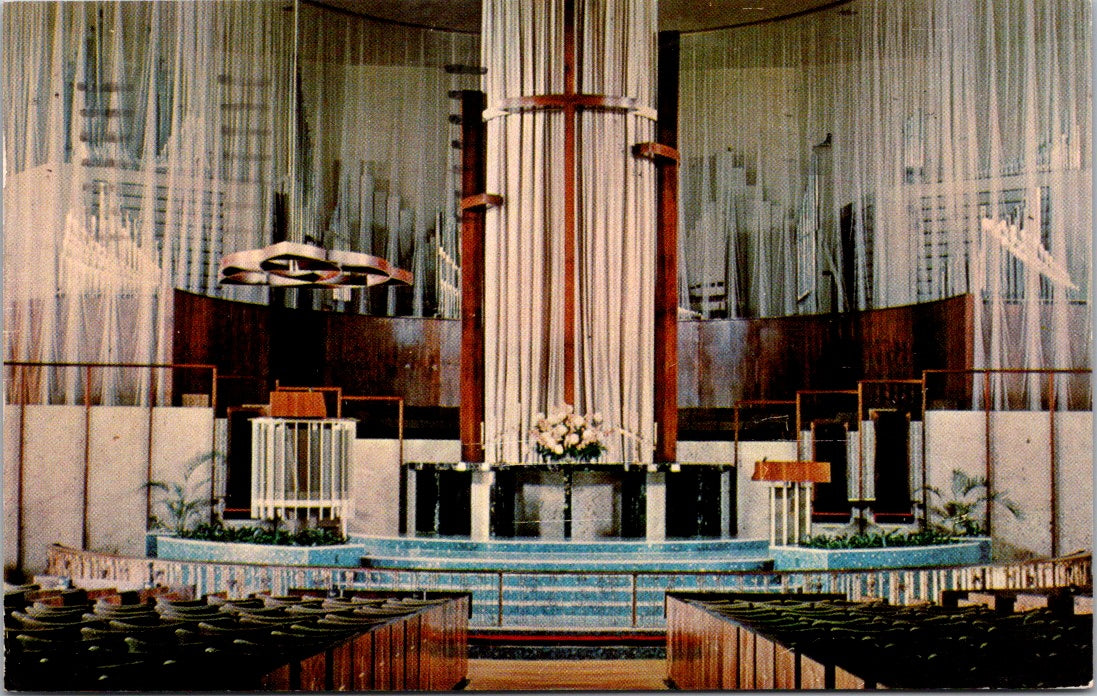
[531,404,608,463]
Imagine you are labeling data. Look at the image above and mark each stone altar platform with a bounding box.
[407,461,736,541]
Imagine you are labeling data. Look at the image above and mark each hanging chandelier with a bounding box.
[217,0,412,291]
[219,241,413,288]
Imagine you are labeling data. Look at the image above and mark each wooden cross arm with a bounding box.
[751,460,831,483]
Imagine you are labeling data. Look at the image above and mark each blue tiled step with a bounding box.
[360,554,773,572]
[347,569,779,588]
[340,536,784,629]
[351,535,770,557]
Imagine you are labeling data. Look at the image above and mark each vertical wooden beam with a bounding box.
[460,90,487,464]
[732,405,740,470]
[210,367,219,522]
[564,468,573,539]
[398,398,407,533]
[1048,373,1058,557]
[856,383,864,503]
[146,366,156,527]
[16,366,27,571]
[920,373,929,530]
[795,393,803,460]
[962,293,975,369]
[82,365,92,550]
[562,0,578,406]
[983,371,993,538]
[654,31,680,463]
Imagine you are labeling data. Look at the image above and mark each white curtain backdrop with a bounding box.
[678,0,1090,406]
[3,1,290,404]
[294,5,479,316]
[4,2,478,405]
[481,0,657,463]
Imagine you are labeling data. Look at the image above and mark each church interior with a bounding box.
[2,0,1093,690]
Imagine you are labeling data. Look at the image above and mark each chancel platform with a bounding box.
[406,461,736,542]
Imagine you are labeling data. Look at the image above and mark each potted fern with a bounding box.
[919,469,1023,537]
[146,455,213,537]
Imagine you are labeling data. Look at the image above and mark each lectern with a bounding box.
[752,460,830,546]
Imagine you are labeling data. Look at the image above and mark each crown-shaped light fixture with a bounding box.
[218,0,412,291]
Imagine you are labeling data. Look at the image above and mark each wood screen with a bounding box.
[175,291,974,410]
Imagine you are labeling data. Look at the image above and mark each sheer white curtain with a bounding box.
[575,0,657,461]
[678,0,1090,405]
[3,1,289,404]
[4,2,478,404]
[482,0,566,462]
[481,0,657,463]
[294,5,478,316]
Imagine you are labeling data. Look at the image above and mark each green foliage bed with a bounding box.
[177,522,348,547]
[800,529,965,549]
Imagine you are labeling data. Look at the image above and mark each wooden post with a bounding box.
[82,365,92,550]
[210,366,218,522]
[1048,373,1058,557]
[654,30,680,464]
[920,373,930,529]
[564,468,573,539]
[562,0,577,406]
[146,366,156,527]
[460,90,487,464]
[398,398,407,534]
[984,371,993,538]
[16,366,27,570]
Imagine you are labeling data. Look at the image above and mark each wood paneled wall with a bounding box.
[172,291,460,407]
[174,291,971,409]
[678,294,973,405]
[173,290,271,383]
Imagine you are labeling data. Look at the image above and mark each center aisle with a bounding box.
[465,659,668,691]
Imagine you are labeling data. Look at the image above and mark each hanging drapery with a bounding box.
[293,5,478,316]
[3,2,478,405]
[678,0,1090,406]
[3,1,290,404]
[481,0,657,463]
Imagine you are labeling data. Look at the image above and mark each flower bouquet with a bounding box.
[531,405,608,463]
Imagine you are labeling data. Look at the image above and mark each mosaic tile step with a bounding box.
[360,554,774,572]
[350,535,769,557]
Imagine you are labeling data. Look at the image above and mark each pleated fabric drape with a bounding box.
[481,0,657,463]
[3,2,478,405]
[293,5,479,316]
[3,1,290,405]
[678,0,1090,407]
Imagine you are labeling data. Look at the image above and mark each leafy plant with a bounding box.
[802,528,962,549]
[918,469,1022,536]
[178,519,347,547]
[146,454,214,535]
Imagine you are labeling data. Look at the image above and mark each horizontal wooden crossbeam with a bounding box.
[632,142,680,163]
[460,193,504,210]
[751,460,831,483]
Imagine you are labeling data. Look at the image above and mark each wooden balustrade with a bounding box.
[47,544,1092,631]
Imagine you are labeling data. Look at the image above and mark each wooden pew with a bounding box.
[668,592,1093,690]
[257,597,471,692]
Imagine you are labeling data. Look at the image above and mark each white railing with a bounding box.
[251,418,355,527]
